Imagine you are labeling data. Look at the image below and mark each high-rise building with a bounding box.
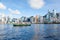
[27,18,31,22]
[2,16,7,24]
[53,9,56,17]
[56,13,60,22]
[6,16,10,23]
[30,16,35,23]
[12,18,17,23]
[35,15,39,23]
[20,16,27,22]
[43,9,58,23]
[39,16,43,23]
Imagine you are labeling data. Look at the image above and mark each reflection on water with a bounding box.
[0,24,60,40]
[32,24,40,40]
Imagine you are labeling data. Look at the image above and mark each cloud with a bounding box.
[0,3,6,9]
[28,0,45,9]
[8,8,21,14]
[0,13,5,17]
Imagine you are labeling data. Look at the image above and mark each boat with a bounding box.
[13,24,31,26]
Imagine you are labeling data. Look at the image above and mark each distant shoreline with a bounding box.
[32,23,60,24]
[31,22,60,24]
[0,22,60,24]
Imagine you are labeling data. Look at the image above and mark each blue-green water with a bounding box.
[0,24,60,40]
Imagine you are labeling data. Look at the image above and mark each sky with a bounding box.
[0,0,60,18]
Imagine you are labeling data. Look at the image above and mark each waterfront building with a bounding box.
[52,10,57,22]
[58,13,60,22]
[43,14,48,23]
[37,15,43,23]
[20,16,25,22]
[20,16,27,22]
[39,16,44,23]
[12,18,17,23]
[53,10,56,17]
[48,11,54,23]
[56,13,60,22]
[30,16,35,23]
[43,9,57,23]
[0,18,2,24]
[47,10,54,23]
[38,16,40,23]
[2,16,7,24]
[27,18,31,22]
[15,18,21,24]
[35,15,39,23]
[6,16,11,23]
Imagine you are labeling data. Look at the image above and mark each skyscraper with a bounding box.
[30,16,35,23]
[35,15,39,23]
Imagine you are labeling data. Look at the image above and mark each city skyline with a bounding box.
[0,0,60,18]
